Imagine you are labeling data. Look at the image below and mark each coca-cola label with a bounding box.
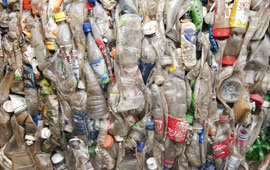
[167,116,189,142]
[153,116,164,134]
[212,137,234,159]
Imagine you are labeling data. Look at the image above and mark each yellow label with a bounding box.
[229,0,251,29]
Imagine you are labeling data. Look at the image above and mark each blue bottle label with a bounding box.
[199,127,205,144]
[90,59,110,84]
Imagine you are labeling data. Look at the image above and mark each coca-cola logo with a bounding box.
[167,116,189,143]
[153,117,164,134]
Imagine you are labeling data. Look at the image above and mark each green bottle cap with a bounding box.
[88,146,96,158]
[185,114,194,123]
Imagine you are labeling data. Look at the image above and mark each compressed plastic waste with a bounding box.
[0,0,270,169]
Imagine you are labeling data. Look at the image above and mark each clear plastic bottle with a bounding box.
[222,0,251,66]
[83,22,110,84]
[213,115,232,170]
[114,0,145,112]
[163,77,189,142]
[150,84,165,141]
[212,0,230,39]
[180,12,197,69]
[244,34,270,86]
[83,62,108,119]
[54,11,72,48]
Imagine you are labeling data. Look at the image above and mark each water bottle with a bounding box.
[83,22,110,84]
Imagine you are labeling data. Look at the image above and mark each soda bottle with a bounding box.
[213,115,233,170]
[180,12,197,70]
[212,0,230,39]
[222,0,251,66]
[83,62,108,119]
[150,84,165,141]
[83,22,110,84]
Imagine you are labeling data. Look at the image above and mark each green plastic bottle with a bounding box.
[191,0,203,32]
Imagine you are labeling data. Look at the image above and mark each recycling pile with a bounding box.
[0,0,270,169]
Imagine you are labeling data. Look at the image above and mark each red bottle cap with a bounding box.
[23,0,32,10]
[222,57,237,66]
[86,2,93,10]
[250,94,264,106]
[213,28,230,40]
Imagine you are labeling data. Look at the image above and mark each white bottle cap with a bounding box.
[25,134,36,141]
[41,127,52,139]
[114,135,124,142]
[2,100,14,113]
[9,95,27,114]
[146,157,157,170]
[143,21,157,35]
[51,153,64,164]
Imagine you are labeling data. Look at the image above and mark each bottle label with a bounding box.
[167,116,189,142]
[181,24,197,67]
[199,127,205,144]
[212,137,234,159]
[229,0,251,29]
[153,116,164,135]
[90,59,110,84]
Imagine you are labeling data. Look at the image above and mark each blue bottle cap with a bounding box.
[88,0,96,4]
[137,142,145,153]
[83,22,92,33]
[164,166,170,170]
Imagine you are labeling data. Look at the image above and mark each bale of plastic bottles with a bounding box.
[0,0,270,169]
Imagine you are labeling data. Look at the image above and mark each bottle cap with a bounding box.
[51,153,64,164]
[54,12,66,22]
[88,0,96,4]
[25,134,36,141]
[2,100,14,113]
[222,57,237,66]
[9,94,27,114]
[41,127,52,139]
[143,21,157,35]
[147,157,158,170]
[88,146,96,158]
[104,134,114,149]
[86,2,93,10]
[23,0,32,10]
[45,41,55,51]
[83,22,92,33]
[114,135,124,142]
[213,28,230,39]
[250,94,264,106]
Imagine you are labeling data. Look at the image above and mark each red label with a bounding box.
[153,116,164,135]
[212,137,234,160]
[167,116,189,142]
